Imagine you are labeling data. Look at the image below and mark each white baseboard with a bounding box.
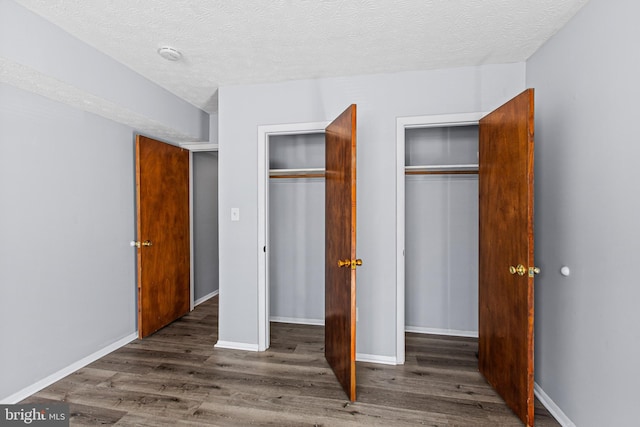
[214,340,259,352]
[270,316,324,326]
[356,353,399,365]
[405,325,478,338]
[194,289,218,306]
[534,382,575,427]
[1,332,138,404]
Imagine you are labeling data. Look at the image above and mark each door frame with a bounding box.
[395,112,485,364]
[257,121,329,351]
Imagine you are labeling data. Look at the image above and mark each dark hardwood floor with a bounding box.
[22,296,559,426]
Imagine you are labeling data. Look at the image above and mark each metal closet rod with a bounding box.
[269,168,325,179]
[268,164,479,178]
[405,164,479,175]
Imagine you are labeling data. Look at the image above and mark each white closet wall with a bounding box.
[405,126,479,335]
[269,133,325,324]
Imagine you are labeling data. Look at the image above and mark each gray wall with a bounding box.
[0,1,209,402]
[0,83,136,400]
[217,64,525,357]
[527,0,640,424]
[193,152,219,302]
[269,178,325,323]
[405,175,478,334]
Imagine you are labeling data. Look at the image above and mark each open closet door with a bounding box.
[325,104,360,401]
[478,89,536,426]
[136,135,190,338]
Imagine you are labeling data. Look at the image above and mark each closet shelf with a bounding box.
[405,164,478,175]
[270,168,325,179]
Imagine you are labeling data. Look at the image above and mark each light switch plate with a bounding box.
[231,208,240,221]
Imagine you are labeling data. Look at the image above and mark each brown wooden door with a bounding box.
[136,135,190,338]
[325,104,358,401]
[478,89,535,426]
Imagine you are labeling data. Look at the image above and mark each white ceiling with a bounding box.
[13,0,587,114]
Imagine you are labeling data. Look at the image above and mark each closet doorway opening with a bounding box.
[395,112,484,363]
[257,105,359,401]
[396,90,536,424]
[268,132,326,333]
[257,122,329,351]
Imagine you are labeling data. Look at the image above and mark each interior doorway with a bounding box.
[192,151,220,307]
[268,133,326,327]
[257,121,329,351]
[403,123,480,338]
[395,112,485,363]
[257,104,360,401]
[396,89,536,425]
[135,138,219,337]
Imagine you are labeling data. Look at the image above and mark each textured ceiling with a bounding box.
[13,0,587,113]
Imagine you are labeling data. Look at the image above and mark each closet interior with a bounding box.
[404,124,479,337]
[268,133,326,326]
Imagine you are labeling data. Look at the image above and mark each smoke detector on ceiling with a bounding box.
[157,46,182,61]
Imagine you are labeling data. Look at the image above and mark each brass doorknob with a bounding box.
[130,240,153,248]
[509,264,541,277]
[509,264,526,276]
[337,259,363,269]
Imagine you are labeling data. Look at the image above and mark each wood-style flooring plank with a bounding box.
[21,296,560,426]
